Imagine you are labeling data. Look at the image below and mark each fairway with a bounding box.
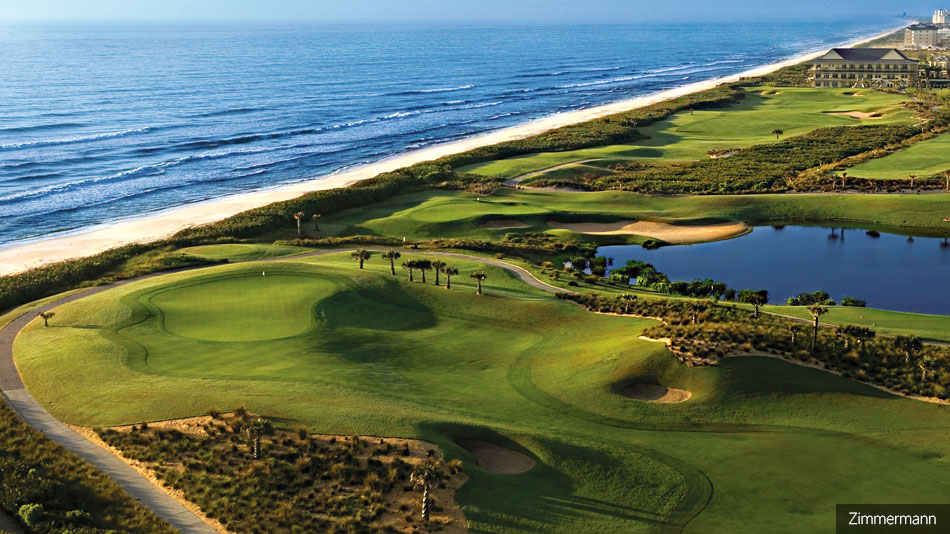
[459,87,913,179]
[13,251,950,534]
[846,131,950,180]
[320,187,950,242]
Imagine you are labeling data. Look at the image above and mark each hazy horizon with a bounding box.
[0,0,928,23]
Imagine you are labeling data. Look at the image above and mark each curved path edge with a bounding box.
[0,247,568,534]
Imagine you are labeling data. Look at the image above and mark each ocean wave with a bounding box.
[392,84,475,96]
[0,126,153,151]
[0,122,86,134]
[191,107,264,118]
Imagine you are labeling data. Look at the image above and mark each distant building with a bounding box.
[934,9,949,23]
[929,55,950,77]
[905,23,940,48]
[809,48,919,88]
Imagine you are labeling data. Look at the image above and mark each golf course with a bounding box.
[11,246,950,534]
[459,86,915,182]
[3,69,950,534]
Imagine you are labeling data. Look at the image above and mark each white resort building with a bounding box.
[809,48,919,88]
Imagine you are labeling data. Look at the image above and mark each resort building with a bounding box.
[934,9,949,24]
[904,23,940,49]
[809,48,919,88]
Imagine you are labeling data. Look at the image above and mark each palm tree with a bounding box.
[842,325,875,357]
[402,260,415,282]
[807,304,828,353]
[312,214,321,231]
[381,250,401,276]
[772,129,784,140]
[351,249,371,269]
[470,271,487,295]
[894,335,923,365]
[442,266,458,289]
[417,259,432,284]
[38,311,55,327]
[431,260,446,286]
[245,418,269,460]
[411,463,442,522]
[293,211,305,237]
[945,170,949,191]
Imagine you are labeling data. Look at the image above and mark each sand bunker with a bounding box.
[759,90,781,95]
[455,438,535,474]
[548,220,749,244]
[827,111,883,120]
[480,219,530,229]
[623,383,692,403]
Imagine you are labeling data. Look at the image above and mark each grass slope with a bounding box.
[846,131,950,180]
[14,253,950,534]
[460,87,913,179]
[320,188,950,241]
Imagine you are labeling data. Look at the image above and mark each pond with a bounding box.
[597,226,950,315]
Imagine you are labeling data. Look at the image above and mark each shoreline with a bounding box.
[0,24,905,276]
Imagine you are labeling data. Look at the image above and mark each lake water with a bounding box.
[598,226,950,315]
[0,19,900,248]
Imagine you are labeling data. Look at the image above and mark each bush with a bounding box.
[841,297,867,307]
[18,503,45,527]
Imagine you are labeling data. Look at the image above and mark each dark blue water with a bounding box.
[0,20,900,247]
[598,227,950,314]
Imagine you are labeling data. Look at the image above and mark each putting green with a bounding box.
[148,272,334,342]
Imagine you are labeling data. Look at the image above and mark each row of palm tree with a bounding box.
[350,248,487,294]
[293,212,321,236]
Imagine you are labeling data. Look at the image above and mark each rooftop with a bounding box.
[809,48,918,64]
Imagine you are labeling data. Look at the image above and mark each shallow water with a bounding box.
[598,226,950,314]
[0,19,899,247]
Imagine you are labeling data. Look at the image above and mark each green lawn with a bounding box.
[14,252,950,534]
[179,243,311,262]
[768,305,950,343]
[459,87,913,179]
[846,132,950,180]
[320,188,950,241]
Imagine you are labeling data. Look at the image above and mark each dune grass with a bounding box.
[845,131,950,180]
[459,87,913,179]
[13,252,950,534]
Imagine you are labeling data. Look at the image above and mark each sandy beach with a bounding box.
[0,25,904,276]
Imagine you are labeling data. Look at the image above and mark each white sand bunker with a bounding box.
[480,219,530,229]
[759,90,781,95]
[548,220,749,244]
[623,383,692,403]
[827,111,883,120]
[456,438,535,474]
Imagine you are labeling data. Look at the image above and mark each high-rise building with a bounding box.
[905,23,940,48]
[934,9,949,24]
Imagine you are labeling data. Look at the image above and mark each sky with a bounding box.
[0,0,934,23]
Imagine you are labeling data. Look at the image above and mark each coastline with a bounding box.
[0,24,905,276]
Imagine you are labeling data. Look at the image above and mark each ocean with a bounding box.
[0,19,901,247]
